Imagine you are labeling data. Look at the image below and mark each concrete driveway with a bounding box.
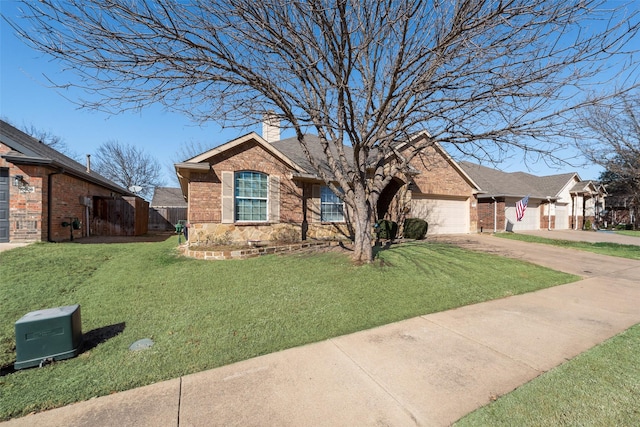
[519,229,640,246]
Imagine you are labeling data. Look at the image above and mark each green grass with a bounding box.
[616,229,640,237]
[455,323,640,426]
[0,237,577,420]
[495,233,640,259]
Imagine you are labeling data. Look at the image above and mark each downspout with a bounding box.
[47,168,64,242]
[491,197,497,233]
[86,204,90,237]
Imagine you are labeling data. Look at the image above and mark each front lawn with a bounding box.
[616,229,640,237]
[495,233,640,259]
[455,323,640,426]
[0,237,577,420]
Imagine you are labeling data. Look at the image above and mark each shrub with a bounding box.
[403,218,428,239]
[584,219,592,230]
[375,220,398,240]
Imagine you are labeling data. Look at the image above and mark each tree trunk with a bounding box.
[350,190,374,263]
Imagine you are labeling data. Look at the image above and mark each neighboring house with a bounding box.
[459,162,606,232]
[603,194,637,228]
[175,121,481,244]
[0,120,149,243]
[149,187,188,231]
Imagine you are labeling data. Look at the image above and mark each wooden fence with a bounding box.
[93,196,149,236]
[149,207,187,231]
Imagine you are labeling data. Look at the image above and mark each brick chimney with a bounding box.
[262,112,280,143]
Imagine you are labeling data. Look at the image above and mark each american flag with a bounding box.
[516,195,529,221]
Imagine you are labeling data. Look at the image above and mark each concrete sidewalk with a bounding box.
[3,234,639,426]
[0,242,29,253]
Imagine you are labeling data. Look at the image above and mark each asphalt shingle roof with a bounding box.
[150,187,187,207]
[0,119,134,195]
[271,134,354,178]
[459,161,578,199]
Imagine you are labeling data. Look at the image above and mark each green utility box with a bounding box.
[14,304,83,370]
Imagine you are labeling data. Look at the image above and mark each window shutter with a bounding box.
[221,171,234,223]
[311,184,321,223]
[268,175,280,222]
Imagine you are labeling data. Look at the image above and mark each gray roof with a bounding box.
[570,180,597,193]
[150,187,187,207]
[0,119,134,196]
[459,161,578,199]
[271,134,353,178]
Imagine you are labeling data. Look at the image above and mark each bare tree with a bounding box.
[578,92,640,228]
[93,140,165,200]
[7,0,639,261]
[1,118,81,161]
[166,140,216,186]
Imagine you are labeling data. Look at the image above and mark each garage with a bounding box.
[504,198,540,231]
[555,205,569,230]
[410,195,470,234]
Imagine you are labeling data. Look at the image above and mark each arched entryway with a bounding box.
[376,177,407,220]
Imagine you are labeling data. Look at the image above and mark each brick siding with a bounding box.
[187,140,480,242]
[1,143,122,242]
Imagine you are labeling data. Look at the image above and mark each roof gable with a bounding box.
[570,180,600,194]
[187,132,304,172]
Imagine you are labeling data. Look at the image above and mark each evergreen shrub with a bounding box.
[403,218,428,239]
[376,219,398,240]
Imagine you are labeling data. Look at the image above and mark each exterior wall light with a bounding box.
[13,175,24,186]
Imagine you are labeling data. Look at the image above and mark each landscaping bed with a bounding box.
[180,240,342,260]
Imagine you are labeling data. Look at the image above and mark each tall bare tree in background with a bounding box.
[93,140,165,200]
[167,140,216,186]
[578,92,640,228]
[7,0,639,261]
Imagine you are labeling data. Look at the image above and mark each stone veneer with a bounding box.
[189,222,352,246]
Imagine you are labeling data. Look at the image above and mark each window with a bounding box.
[321,186,344,222]
[235,171,268,221]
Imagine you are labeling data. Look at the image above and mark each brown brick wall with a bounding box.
[188,141,304,224]
[1,144,45,241]
[409,146,474,197]
[46,172,115,242]
[187,140,481,239]
[2,141,122,242]
[477,199,506,232]
[539,203,555,230]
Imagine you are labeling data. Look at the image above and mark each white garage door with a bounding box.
[504,199,540,231]
[555,205,569,229]
[410,196,469,234]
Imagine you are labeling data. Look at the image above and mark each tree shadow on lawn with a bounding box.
[0,322,126,377]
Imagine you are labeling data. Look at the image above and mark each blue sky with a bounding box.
[1,1,624,186]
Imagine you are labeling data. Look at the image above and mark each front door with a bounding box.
[0,168,9,242]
